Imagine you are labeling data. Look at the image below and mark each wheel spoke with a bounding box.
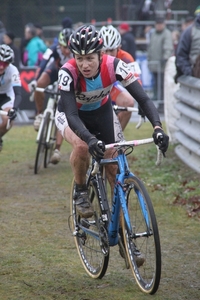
[70,178,109,279]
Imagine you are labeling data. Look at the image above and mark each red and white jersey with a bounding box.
[58,54,137,111]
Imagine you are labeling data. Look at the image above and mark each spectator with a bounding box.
[144,25,154,45]
[140,0,155,21]
[181,15,194,32]
[118,22,136,59]
[20,23,34,65]
[61,16,73,29]
[175,7,200,81]
[20,23,47,67]
[135,0,156,38]
[34,23,44,39]
[3,32,20,69]
[0,21,6,45]
[147,17,173,101]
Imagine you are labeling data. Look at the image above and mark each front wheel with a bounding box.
[44,119,57,168]
[34,113,50,174]
[121,177,161,294]
[70,178,109,279]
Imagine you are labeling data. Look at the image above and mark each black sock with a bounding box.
[75,183,87,191]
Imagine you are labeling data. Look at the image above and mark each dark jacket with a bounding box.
[175,15,200,80]
[121,32,136,60]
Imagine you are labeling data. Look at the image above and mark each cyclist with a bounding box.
[56,25,169,218]
[0,44,21,151]
[30,28,74,164]
[99,24,142,130]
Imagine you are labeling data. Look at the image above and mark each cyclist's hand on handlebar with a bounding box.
[8,108,17,121]
[28,80,37,93]
[153,128,169,156]
[88,138,105,162]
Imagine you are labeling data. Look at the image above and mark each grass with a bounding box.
[0,121,199,300]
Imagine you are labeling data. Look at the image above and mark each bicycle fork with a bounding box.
[122,175,152,238]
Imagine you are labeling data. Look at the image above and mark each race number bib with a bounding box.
[58,69,73,91]
[12,73,21,85]
[116,60,136,86]
[129,61,142,74]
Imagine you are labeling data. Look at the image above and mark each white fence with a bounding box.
[165,58,200,174]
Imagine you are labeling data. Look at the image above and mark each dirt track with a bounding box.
[0,124,200,299]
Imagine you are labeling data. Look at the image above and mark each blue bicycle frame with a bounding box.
[91,149,150,247]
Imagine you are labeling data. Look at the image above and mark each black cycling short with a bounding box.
[0,94,11,109]
[78,100,124,144]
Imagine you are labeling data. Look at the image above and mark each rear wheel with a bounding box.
[121,177,161,294]
[34,113,49,174]
[70,177,109,279]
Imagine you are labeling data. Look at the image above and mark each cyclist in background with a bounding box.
[55,25,169,218]
[0,44,21,151]
[100,25,142,130]
[30,28,74,164]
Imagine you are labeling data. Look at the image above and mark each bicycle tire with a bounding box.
[44,120,57,168]
[121,176,161,294]
[70,178,109,279]
[34,113,50,174]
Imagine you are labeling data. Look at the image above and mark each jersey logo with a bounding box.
[76,86,111,103]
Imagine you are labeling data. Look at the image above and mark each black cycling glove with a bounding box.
[88,138,105,162]
[8,108,17,121]
[153,128,169,155]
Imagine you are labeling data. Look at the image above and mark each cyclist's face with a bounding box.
[59,44,71,57]
[0,61,9,74]
[103,48,118,57]
[75,53,100,78]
